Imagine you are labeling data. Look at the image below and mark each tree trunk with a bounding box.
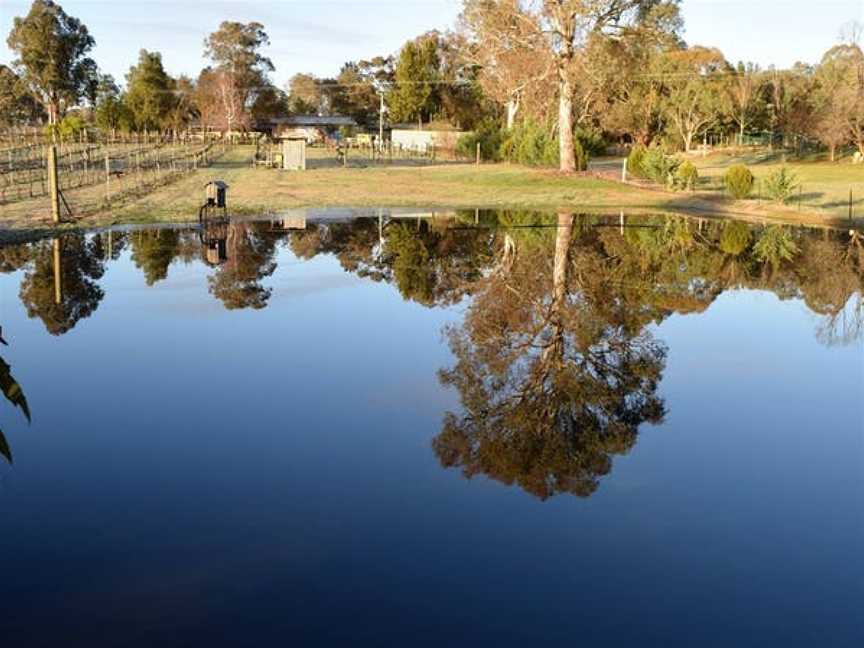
[542,212,574,368]
[506,95,519,130]
[684,130,693,153]
[552,212,574,307]
[558,77,575,173]
[739,121,745,146]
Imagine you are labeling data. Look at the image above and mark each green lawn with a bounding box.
[688,150,864,220]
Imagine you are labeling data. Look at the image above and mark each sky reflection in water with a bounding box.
[0,211,862,647]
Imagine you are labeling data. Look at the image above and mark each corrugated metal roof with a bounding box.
[269,115,357,127]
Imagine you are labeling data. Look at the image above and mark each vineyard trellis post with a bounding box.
[47,144,61,223]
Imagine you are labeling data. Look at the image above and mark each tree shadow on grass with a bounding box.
[821,197,864,209]
[305,156,465,171]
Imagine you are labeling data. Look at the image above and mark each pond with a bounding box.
[1,210,862,647]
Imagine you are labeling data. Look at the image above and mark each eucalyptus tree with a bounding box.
[204,21,274,131]
[287,73,323,114]
[93,74,132,134]
[462,0,674,172]
[434,214,667,498]
[596,0,684,145]
[5,0,96,125]
[659,46,728,152]
[125,50,176,131]
[387,34,441,126]
[723,62,764,146]
[814,43,864,158]
[0,64,44,126]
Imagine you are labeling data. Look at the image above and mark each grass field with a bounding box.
[688,149,863,220]
[0,145,861,232]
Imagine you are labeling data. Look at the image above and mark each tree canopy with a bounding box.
[6,0,96,124]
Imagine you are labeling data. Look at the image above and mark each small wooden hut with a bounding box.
[281,134,307,171]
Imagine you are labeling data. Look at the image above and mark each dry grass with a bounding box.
[1,145,861,232]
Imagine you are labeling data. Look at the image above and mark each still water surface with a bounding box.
[0,211,862,646]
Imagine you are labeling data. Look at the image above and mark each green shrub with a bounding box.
[675,161,699,191]
[499,120,589,169]
[44,115,88,141]
[754,226,799,267]
[719,221,752,256]
[641,147,681,187]
[724,164,755,199]
[572,137,588,172]
[627,145,648,178]
[574,126,607,157]
[500,120,554,166]
[457,119,504,162]
[762,167,799,204]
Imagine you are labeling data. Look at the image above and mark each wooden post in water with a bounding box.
[53,238,62,305]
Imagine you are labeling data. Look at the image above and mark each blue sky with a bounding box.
[0,0,861,89]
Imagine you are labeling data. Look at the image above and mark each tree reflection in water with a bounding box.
[433,214,667,499]
[19,235,105,336]
[0,214,861,485]
[207,221,282,310]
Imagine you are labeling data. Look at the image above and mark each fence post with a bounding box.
[105,150,110,205]
[475,142,480,166]
[850,188,854,221]
[622,157,628,183]
[47,144,61,224]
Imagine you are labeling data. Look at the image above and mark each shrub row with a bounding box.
[457,120,591,170]
[627,145,699,191]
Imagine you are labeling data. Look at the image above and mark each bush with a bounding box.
[572,137,588,172]
[627,145,648,179]
[44,114,88,141]
[500,121,554,166]
[724,164,755,199]
[499,120,589,169]
[675,161,699,191]
[574,126,607,157]
[641,147,681,187]
[719,221,752,256]
[457,119,504,162]
[762,167,799,204]
[754,226,799,268]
